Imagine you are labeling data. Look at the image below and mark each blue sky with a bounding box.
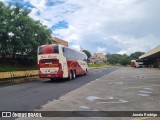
[51,21,68,30]
[1,0,160,55]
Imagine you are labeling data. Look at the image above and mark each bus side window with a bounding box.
[81,54,83,60]
[83,57,86,61]
[71,50,74,60]
[76,53,79,60]
[68,49,72,59]
[63,47,67,58]
[78,53,81,60]
[38,47,42,55]
[73,51,75,60]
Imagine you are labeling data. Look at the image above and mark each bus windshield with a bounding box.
[38,45,59,55]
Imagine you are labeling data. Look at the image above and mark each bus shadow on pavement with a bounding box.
[42,79,68,83]
[42,75,84,83]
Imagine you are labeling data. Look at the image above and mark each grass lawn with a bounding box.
[88,63,108,68]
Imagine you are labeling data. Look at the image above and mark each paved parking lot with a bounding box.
[17,67,160,120]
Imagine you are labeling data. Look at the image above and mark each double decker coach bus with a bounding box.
[37,44,88,80]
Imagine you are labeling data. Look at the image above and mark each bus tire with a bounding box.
[73,70,76,79]
[84,69,87,75]
[50,78,56,81]
[68,70,73,80]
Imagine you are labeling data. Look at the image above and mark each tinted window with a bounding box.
[38,47,42,55]
[53,46,59,53]
[136,59,143,62]
[62,47,88,60]
[38,45,59,55]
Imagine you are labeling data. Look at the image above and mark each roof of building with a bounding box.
[139,45,160,60]
[52,37,68,47]
[92,53,106,59]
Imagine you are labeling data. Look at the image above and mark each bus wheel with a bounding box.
[73,70,76,79]
[68,71,73,80]
[50,78,56,81]
[84,69,87,75]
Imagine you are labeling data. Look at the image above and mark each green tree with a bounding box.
[0,2,12,59]
[130,51,145,59]
[0,2,52,65]
[107,54,132,66]
[82,50,91,58]
[119,54,132,66]
[107,54,121,65]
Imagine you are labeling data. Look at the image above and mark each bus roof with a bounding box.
[39,44,87,57]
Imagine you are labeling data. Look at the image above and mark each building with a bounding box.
[52,37,68,47]
[90,53,107,63]
[93,53,106,59]
[139,45,160,68]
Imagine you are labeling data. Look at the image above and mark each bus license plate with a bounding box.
[45,62,52,64]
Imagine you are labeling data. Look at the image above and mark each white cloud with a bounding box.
[97,47,106,55]
[70,44,81,51]
[24,0,47,9]
[50,0,160,54]
[112,34,160,55]
[2,0,160,55]
[0,0,9,4]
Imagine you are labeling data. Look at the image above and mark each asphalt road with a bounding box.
[0,67,119,111]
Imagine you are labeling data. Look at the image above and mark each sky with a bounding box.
[1,0,160,55]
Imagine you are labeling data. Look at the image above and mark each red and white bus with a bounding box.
[37,44,88,80]
[131,59,143,68]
